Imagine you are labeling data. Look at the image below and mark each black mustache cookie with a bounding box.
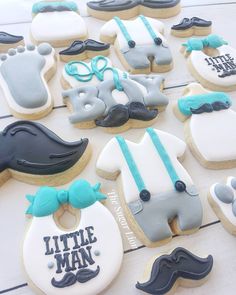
[87,0,181,20]
[136,247,213,294]
[0,121,91,186]
[59,39,110,62]
[0,32,24,53]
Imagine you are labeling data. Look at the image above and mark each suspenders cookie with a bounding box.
[0,121,91,187]
[87,0,181,21]
[100,15,173,74]
[96,128,203,247]
[31,1,87,47]
[208,177,236,235]
[174,83,236,169]
[181,34,236,91]
[23,180,123,295]
[0,32,24,53]
[136,248,213,295]
[62,56,168,132]
[0,43,56,119]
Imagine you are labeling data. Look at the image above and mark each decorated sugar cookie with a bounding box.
[208,177,236,235]
[171,17,212,37]
[0,121,91,187]
[0,43,56,119]
[59,39,110,62]
[23,180,123,295]
[31,1,87,47]
[0,32,24,53]
[174,83,236,169]
[87,0,181,21]
[100,15,173,74]
[62,56,168,132]
[181,34,236,91]
[136,247,213,295]
[96,128,203,247]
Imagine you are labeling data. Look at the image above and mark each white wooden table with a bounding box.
[1,0,236,294]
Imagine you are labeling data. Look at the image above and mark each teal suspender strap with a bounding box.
[139,15,162,46]
[116,136,151,201]
[113,17,136,48]
[146,128,186,192]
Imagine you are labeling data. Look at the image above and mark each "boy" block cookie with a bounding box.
[62,56,168,133]
[208,177,236,235]
[23,179,123,295]
[96,128,203,247]
[181,34,236,91]
[100,15,173,74]
[174,83,236,169]
[31,1,87,47]
[136,247,213,295]
[0,43,56,119]
[0,121,91,187]
[87,0,181,21]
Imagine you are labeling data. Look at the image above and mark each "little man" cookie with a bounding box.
[87,0,181,21]
[136,247,213,295]
[100,15,173,74]
[31,1,87,47]
[0,32,24,53]
[174,83,236,169]
[208,177,236,235]
[23,179,123,295]
[181,34,236,91]
[62,56,168,133]
[0,43,56,119]
[96,128,203,247]
[0,121,91,187]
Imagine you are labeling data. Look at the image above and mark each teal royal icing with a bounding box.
[65,55,125,91]
[114,17,133,45]
[116,136,146,193]
[146,128,180,187]
[178,92,231,116]
[26,179,106,217]
[32,1,78,14]
[139,15,158,43]
[182,34,228,52]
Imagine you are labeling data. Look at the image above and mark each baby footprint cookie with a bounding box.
[174,83,236,169]
[31,1,87,47]
[23,180,123,295]
[181,34,236,91]
[0,43,56,119]
[208,177,236,235]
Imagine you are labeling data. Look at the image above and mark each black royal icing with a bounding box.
[171,17,212,31]
[136,247,213,295]
[59,39,110,56]
[87,0,180,11]
[0,32,23,44]
[0,121,89,175]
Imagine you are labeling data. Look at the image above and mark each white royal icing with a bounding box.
[189,45,236,87]
[210,177,236,226]
[23,202,123,295]
[31,11,87,42]
[100,17,166,50]
[96,129,193,203]
[190,109,236,162]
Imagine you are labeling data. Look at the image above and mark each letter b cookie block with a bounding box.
[96,128,203,247]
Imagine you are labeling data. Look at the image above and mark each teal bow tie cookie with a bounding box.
[26,179,106,217]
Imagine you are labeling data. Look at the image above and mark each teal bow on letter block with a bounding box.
[26,180,107,217]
